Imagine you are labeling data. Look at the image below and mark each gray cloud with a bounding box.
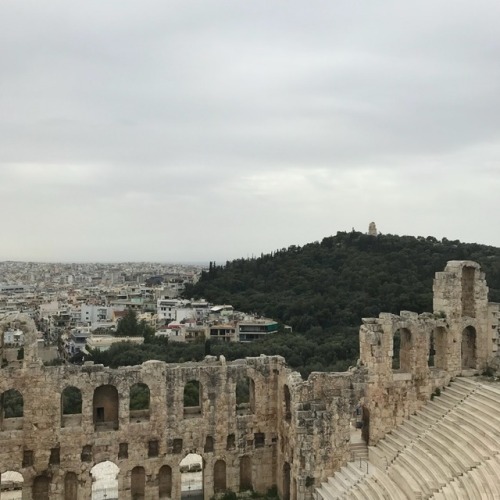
[1,0,500,261]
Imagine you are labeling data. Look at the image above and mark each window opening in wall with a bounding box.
[462,326,477,369]
[148,440,159,458]
[129,383,150,422]
[172,438,183,454]
[1,389,24,431]
[284,385,291,422]
[61,386,82,427]
[183,380,202,418]
[131,466,145,500]
[461,266,476,318]
[226,434,235,450]
[81,445,92,462]
[214,460,227,493]
[236,376,255,415]
[392,328,412,372]
[22,450,33,467]
[90,461,119,500]
[49,447,60,465]
[179,453,203,499]
[93,385,119,431]
[0,471,23,500]
[158,465,172,499]
[239,456,252,492]
[204,435,214,453]
[254,432,265,448]
[64,472,78,500]
[118,443,128,459]
[32,475,50,500]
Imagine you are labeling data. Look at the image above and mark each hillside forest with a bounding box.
[88,231,500,377]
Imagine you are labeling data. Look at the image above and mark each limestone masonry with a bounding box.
[0,261,498,499]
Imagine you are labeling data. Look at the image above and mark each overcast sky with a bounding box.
[1,1,500,263]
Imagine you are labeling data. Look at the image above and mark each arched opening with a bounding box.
[361,406,370,444]
[183,381,202,418]
[32,475,49,500]
[213,460,226,493]
[61,386,82,427]
[283,462,291,500]
[129,383,150,422]
[90,461,119,500]
[1,389,24,430]
[131,466,145,500]
[64,472,78,500]
[158,465,172,499]
[239,456,252,492]
[0,471,23,500]
[462,326,477,369]
[236,376,255,415]
[93,385,119,430]
[392,328,412,372]
[284,385,291,422]
[431,327,447,369]
[179,453,203,499]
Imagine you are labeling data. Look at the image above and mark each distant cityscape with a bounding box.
[0,261,281,365]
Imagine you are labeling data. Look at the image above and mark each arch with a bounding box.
[236,376,255,415]
[129,383,150,422]
[32,475,50,500]
[284,384,291,422]
[430,327,447,369]
[392,328,412,372]
[90,461,119,500]
[239,456,252,491]
[283,462,291,500]
[131,466,145,500]
[64,472,78,500]
[213,460,226,493]
[93,385,119,430]
[61,386,82,427]
[0,470,23,500]
[179,453,203,499]
[183,380,202,418]
[158,465,172,499]
[462,326,477,369]
[1,389,23,430]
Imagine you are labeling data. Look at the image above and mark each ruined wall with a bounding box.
[0,260,498,499]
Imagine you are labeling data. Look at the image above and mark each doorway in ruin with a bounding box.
[93,385,119,430]
[0,471,23,500]
[32,476,49,500]
[90,461,119,500]
[213,460,226,493]
[239,456,252,492]
[461,326,477,369]
[179,453,203,499]
[430,327,448,369]
[283,462,291,500]
[64,472,78,500]
[158,465,172,499]
[392,328,412,372]
[361,406,370,444]
[131,466,145,500]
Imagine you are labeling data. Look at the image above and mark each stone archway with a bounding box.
[179,453,203,499]
[0,471,23,500]
[90,461,119,500]
[462,326,477,369]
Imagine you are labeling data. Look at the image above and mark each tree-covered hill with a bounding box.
[184,231,500,333]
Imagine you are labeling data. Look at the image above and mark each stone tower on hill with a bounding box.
[368,221,378,236]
